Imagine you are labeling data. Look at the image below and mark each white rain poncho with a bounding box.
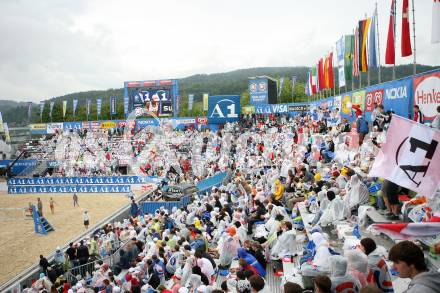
[300,232,332,277]
[344,175,369,210]
[320,195,350,227]
[270,229,297,259]
[218,235,239,267]
[329,255,361,292]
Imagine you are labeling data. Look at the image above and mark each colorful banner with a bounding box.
[62,100,67,118]
[101,121,117,129]
[97,98,102,116]
[110,96,117,115]
[413,71,440,120]
[369,115,440,197]
[203,93,209,111]
[249,78,269,105]
[30,123,47,134]
[188,94,194,111]
[63,122,82,130]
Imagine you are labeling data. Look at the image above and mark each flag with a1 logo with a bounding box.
[369,115,440,198]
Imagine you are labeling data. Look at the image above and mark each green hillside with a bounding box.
[0,64,438,126]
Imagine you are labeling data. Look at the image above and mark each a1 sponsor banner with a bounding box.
[208,95,241,124]
[249,78,268,105]
[8,185,132,194]
[196,117,208,125]
[413,70,440,120]
[118,121,136,129]
[7,175,162,186]
[47,123,63,134]
[30,123,47,134]
[63,122,82,130]
[255,103,289,114]
[365,88,384,112]
[101,121,116,129]
[369,115,440,197]
[288,105,310,112]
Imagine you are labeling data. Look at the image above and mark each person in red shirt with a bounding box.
[413,105,424,123]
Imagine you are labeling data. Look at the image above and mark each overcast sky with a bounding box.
[0,0,438,102]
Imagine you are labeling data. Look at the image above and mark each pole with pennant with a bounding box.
[376,2,382,83]
[411,0,416,75]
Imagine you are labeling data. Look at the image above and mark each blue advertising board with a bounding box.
[0,160,37,175]
[249,78,269,105]
[8,185,131,194]
[382,76,412,119]
[63,122,83,130]
[208,95,241,124]
[136,119,160,129]
[7,175,162,186]
[255,103,289,114]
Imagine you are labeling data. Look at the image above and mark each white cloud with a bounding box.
[0,0,438,101]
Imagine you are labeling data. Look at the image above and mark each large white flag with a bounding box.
[369,115,440,198]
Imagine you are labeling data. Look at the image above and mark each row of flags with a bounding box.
[30,97,118,120]
[306,0,440,95]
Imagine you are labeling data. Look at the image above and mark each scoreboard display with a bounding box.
[132,89,173,117]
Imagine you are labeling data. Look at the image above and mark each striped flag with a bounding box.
[369,15,378,68]
[359,18,371,72]
[311,66,318,94]
[353,26,360,77]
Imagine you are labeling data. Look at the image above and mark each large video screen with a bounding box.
[132,89,173,117]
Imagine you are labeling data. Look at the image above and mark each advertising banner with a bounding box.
[382,77,412,119]
[136,119,160,129]
[255,103,289,114]
[288,104,310,112]
[101,121,117,129]
[8,185,132,194]
[249,78,268,105]
[47,123,63,134]
[110,96,117,115]
[0,160,37,174]
[413,70,440,120]
[63,122,82,130]
[30,123,47,134]
[196,117,208,125]
[208,95,241,124]
[118,121,136,129]
[7,175,162,186]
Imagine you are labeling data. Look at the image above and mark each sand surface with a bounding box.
[0,190,139,286]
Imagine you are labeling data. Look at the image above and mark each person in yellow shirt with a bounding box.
[272,179,285,206]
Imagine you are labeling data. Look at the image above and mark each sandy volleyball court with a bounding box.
[0,190,139,286]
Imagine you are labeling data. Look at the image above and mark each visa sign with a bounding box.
[255,104,288,114]
[208,95,241,124]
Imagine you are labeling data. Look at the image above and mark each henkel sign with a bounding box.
[365,88,384,112]
[413,71,440,120]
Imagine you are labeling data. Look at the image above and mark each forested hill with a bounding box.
[1,64,437,125]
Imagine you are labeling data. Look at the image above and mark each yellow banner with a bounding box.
[203,93,209,111]
[242,106,255,114]
[101,121,116,129]
[30,123,47,130]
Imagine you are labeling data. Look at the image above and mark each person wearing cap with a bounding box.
[356,115,369,146]
[53,246,65,265]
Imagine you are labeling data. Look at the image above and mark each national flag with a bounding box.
[73,99,78,116]
[49,100,55,118]
[359,18,371,72]
[318,58,325,91]
[311,66,318,94]
[328,52,334,89]
[62,100,67,118]
[324,55,330,89]
[433,0,440,43]
[369,15,378,68]
[344,35,354,80]
[306,70,312,96]
[372,223,440,239]
[353,27,360,77]
[385,0,396,64]
[369,115,440,198]
[401,0,412,57]
[39,101,45,119]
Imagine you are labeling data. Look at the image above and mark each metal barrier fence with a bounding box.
[0,190,154,293]
[141,195,191,215]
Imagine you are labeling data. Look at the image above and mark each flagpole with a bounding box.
[365,13,371,87]
[392,0,396,80]
[411,0,416,75]
[376,1,382,83]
